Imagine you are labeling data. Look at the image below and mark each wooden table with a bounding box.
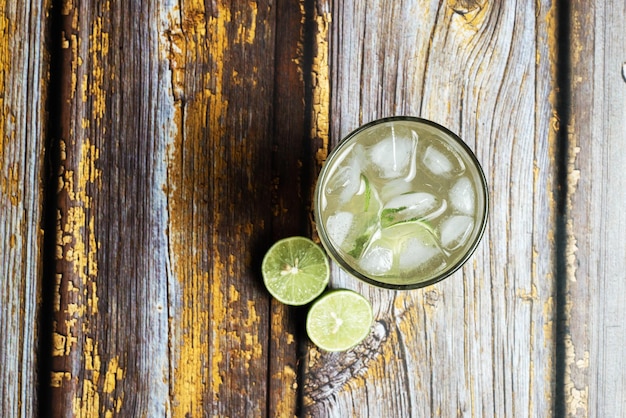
[2,0,625,416]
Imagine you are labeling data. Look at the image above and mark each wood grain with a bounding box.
[269,0,319,416]
[565,1,626,416]
[303,1,559,416]
[45,0,310,416]
[49,1,171,415]
[2,0,625,416]
[0,1,48,416]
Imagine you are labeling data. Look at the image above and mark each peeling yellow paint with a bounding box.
[67,279,79,293]
[0,162,22,206]
[306,6,331,242]
[284,365,296,382]
[61,0,73,16]
[172,267,211,416]
[53,97,104,418]
[0,12,9,96]
[273,364,298,416]
[542,4,560,414]
[73,378,100,417]
[543,297,554,345]
[70,34,78,100]
[229,284,240,302]
[0,23,17,169]
[311,11,331,169]
[517,283,538,302]
[57,137,101,314]
[164,0,239,415]
[103,356,123,394]
[563,336,589,416]
[245,300,259,326]
[52,332,67,357]
[569,10,586,70]
[80,73,88,104]
[70,337,125,417]
[562,24,585,411]
[88,17,109,123]
[63,324,78,355]
[234,1,257,45]
[45,2,134,414]
[211,261,226,395]
[50,371,72,388]
[66,302,86,317]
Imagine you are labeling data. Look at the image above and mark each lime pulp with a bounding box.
[262,237,330,306]
[306,289,373,352]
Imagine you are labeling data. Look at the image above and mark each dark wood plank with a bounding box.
[49,1,173,415]
[302,1,559,416]
[565,1,626,416]
[46,0,292,416]
[268,0,316,415]
[0,1,49,416]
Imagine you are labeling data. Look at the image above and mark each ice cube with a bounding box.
[369,127,418,180]
[326,211,354,248]
[439,215,474,251]
[422,143,465,178]
[325,144,366,203]
[381,192,447,227]
[325,190,380,258]
[380,178,413,201]
[325,165,361,203]
[359,242,394,276]
[449,176,475,215]
[398,237,443,271]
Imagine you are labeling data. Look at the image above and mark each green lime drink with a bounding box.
[314,117,488,289]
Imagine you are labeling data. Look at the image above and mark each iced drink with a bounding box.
[314,117,488,289]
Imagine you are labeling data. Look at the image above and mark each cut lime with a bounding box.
[360,174,372,211]
[386,217,438,240]
[306,289,373,352]
[262,237,330,306]
[325,174,380,259]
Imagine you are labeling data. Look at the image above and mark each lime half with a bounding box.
[306,289,373,352]
[262,237,330,306]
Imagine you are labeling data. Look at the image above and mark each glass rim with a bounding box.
[314,116,489,290]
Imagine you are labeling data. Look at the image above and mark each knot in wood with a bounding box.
[303,320,389,404]
[449,0,483,15]
[424,289,441,307]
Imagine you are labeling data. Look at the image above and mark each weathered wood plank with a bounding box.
[303,1,559,416]
[0,1,49,416]
[268,0,316,416]
[45,0,317,416]
[565,1,626,416]
[8,0,613,416]
[165,1,282,415]
[49,1,173,415]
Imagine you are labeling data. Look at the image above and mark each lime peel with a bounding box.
[262,237,330,306]
[306,289,373,352]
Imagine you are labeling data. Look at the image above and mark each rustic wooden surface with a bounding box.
[303,1,558,416]
[0,0,49,416]
[1,0,625,417]
[564,1,626,417]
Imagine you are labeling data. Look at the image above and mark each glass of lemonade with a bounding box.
[314,116,488,289]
